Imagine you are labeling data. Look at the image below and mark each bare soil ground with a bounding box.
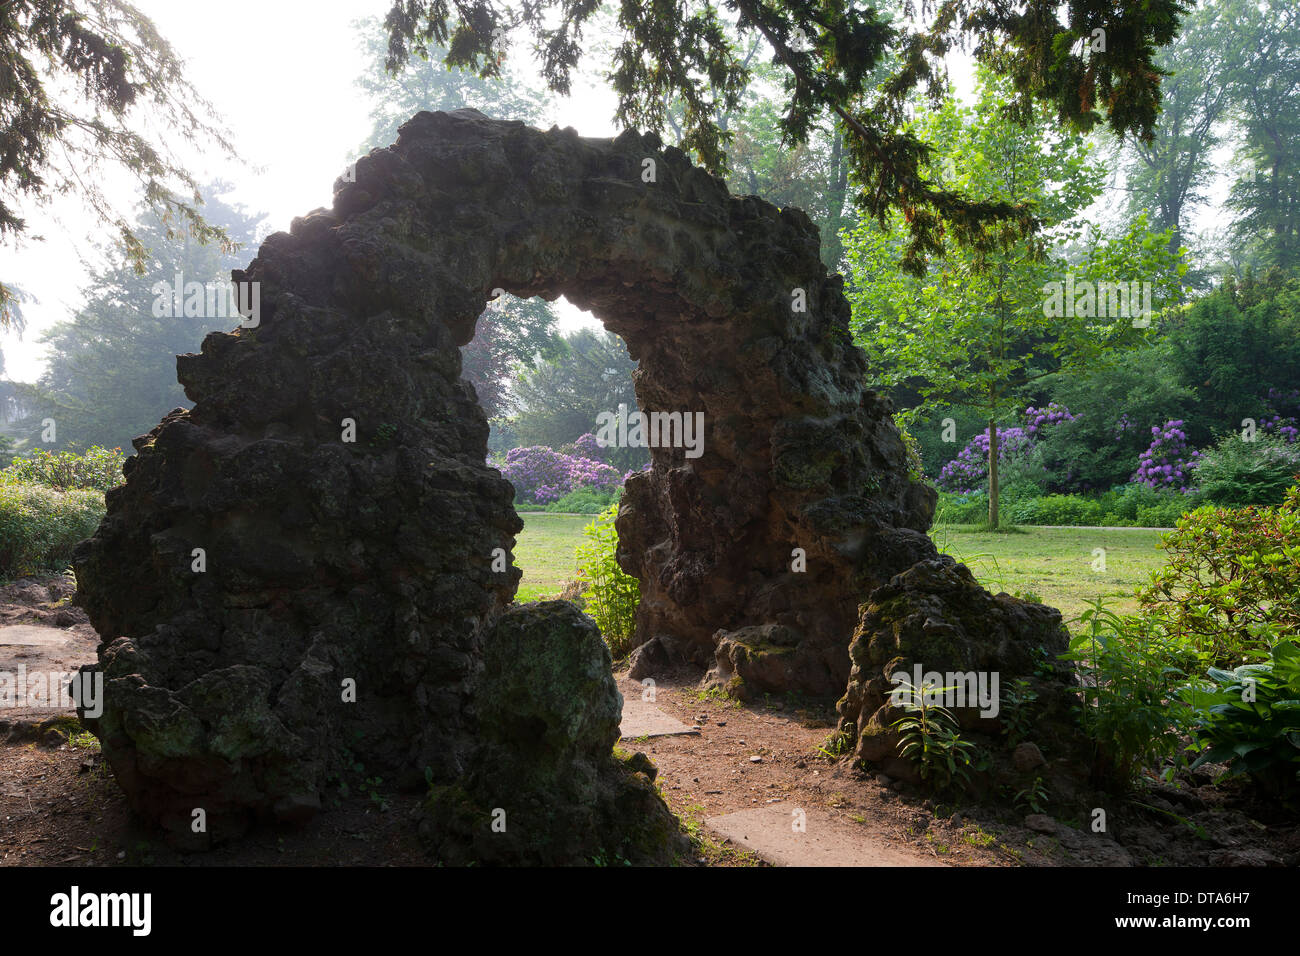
[1,575,1295,867]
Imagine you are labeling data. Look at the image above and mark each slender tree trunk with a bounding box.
[988,418,1000,529]
[826,129,847,269]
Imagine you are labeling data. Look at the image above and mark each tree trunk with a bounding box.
[988,419,1000,529]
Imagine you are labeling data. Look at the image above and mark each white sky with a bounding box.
[2,0,622,381]
[1,2,1231,382]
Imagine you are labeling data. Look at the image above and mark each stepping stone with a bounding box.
[619,697,700,739]
[705,805,942,867]
[0,625,76,649]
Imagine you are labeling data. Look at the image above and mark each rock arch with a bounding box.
[72,109,939,858]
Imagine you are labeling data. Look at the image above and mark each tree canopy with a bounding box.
[381,0,1189,273]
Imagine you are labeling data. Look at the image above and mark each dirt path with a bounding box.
[613,670,1021,867]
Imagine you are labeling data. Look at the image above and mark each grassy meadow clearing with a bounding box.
[513,513,1170,629]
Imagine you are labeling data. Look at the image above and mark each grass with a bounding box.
[511,513,590,602]
[933,524,1168,624]
[512,513,1169,631]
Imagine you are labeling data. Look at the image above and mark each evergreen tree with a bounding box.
[16,186,265,452]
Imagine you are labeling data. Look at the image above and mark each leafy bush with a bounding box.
[1138,487,1300,664]
[985,485,1196,527]
[1193,432,1300,506]
[574,503,640,657]
[1100,482,1201,525]
[1180,638,1300,798]
[501,445,622,504]
[1,445,126,492]
[1011,494,1106,526]
[543,485,618,514]
[0,481,105,578]
[934,492,989,525]
[1062,599,1203,789]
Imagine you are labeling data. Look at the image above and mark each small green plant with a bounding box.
[575,502,640,657]
[369,422,398,447]
[816,727,856,760]
[359,775,389,811]
[67,729,100,751]
[999,678,1039,747]
[1131,801,1211,841]
[1012,776,1049,814]
[890,679,976,791]
[1179,637,1300,798]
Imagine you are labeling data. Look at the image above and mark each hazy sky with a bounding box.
[3,0,625,381]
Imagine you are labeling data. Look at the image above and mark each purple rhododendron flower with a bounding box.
[501,445,623,503]
[1131,419,1198,491]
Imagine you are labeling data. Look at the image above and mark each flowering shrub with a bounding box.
[937,406,1076,494]
[936,426,1033,494]
[567,432,607,462]
[1132,420,1200,491]
[1023,403,1075,440]
[1260,387,1299,443]
[501,446,622,504]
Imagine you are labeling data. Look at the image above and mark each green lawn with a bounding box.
[513,513,592,601]
[513,515,1171,631]
[933,524,1170,626]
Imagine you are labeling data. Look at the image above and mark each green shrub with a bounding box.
[544,485,618,514]
[934,492,988,525]
[1137,487,1300,664]
[1194,433,1300,507]
[1001,489,1193,527]
[1,445,127,492]
[1011,494,1104,526]
[574,503,640,657]
[0,481,105,578]
[1062,599,1203,789]
[1180,638,1300,798]
[1108,483,1199,525]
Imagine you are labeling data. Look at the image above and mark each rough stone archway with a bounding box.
[72,109,940,859]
